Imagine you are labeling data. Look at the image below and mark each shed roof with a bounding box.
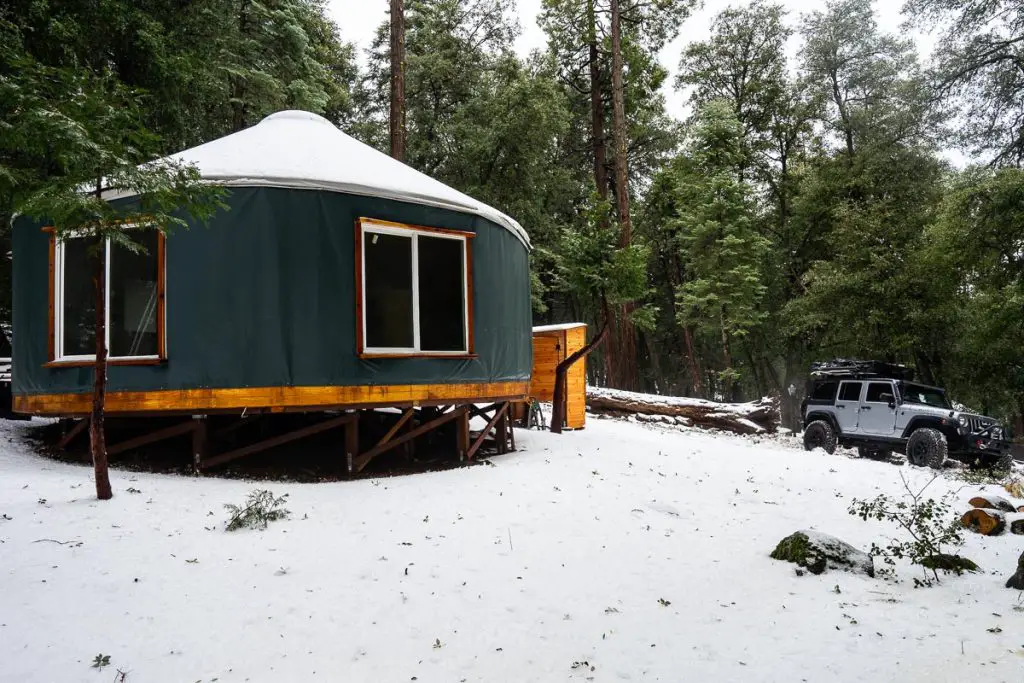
[533,323,587,333]
[141,111,530,247]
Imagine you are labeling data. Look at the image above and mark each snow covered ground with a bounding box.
[2,417,1022,682]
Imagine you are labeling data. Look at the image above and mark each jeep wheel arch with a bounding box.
[805,411,840,434]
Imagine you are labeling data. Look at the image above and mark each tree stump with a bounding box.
[968,494,1017,512]
[960,508,1006,536]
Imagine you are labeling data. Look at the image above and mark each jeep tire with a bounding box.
[906,428,948,469]
[803,420,838,454]
[858,446,892,460]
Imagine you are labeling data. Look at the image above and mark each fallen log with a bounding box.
[968,494,1017,513]
[961,508,1006,536]
[586,387,779,435]
[1010,518,1024,535]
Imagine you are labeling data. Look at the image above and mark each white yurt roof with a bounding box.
[139,110,530,247]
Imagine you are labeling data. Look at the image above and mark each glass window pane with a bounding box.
[61,236,99,356]
[866,382,893,402]
[364,232,414,349]
[110,230,160,357]
[810,381,838,401]
[839,382,862,401]
[418,236,465,352]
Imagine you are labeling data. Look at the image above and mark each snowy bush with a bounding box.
[848,473,968,586]
[224,490,290,531]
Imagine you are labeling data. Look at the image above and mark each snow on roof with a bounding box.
[532,322,587,333]
[123,111,530,248]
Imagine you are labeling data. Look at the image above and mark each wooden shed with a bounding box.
[530,323,587,430]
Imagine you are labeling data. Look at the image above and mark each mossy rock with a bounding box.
[771,531,874,577]
[919,554,979,574]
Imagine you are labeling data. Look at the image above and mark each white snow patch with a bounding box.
[0,418,1021,681]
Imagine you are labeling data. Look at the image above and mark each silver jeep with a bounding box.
[800,360,1013,469]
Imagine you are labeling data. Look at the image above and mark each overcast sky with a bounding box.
[326,0,940,122]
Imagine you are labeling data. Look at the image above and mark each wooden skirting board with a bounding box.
[14,381,530,417]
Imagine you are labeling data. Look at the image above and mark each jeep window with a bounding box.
[902,383,951,409]
[866,382,894,403]
[838,382,862,401]
[810,381,838,401]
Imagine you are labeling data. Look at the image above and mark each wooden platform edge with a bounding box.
[14,381,530,417]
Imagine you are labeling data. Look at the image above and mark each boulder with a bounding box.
[1006,551,1024,590]
[771,531,875,578]
[919,554,979,574]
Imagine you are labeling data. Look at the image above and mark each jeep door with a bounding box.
[859,381,899,436]
[835,381,863,433]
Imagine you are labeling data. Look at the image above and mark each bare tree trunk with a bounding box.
[587,0,607,201]
[720,311,735,402]
[681,324,704,398]
[90,230,112,501]
[230,0,252,132]
[609,0,637,391]
[389,0,406,161]
[600,294,616,388]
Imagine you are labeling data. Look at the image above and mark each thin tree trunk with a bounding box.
[681,324,704,398]
[720,311,735,402]
[600,294,616,388]
[90,227,112,501]
[389,0,406,161]
[551,325,608,434]
[587,0,607,201]
[231,0,252,132]
[609,0,637,391]
[610,0,631,244]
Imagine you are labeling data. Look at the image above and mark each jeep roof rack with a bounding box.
[809,359,915,381]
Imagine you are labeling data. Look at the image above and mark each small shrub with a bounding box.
[91,654,111,669]
[224,490,290,531]
[848,473,966,586]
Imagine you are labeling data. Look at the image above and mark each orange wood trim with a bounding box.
[47,234,56,361]
[358,353,479,360]
[43,358,166,368]
[157,231,167,359]
[465,237,475,354]
[354,219,365,355]
[358,217,476,239]
[41,226,56,234]
[13,381,531,416]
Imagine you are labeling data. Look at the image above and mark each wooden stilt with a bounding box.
[345,412,360,473]
[58,418,90,450]
[467,402,508,460]
[107,420,199,458]
[496,404,508,455]
[192,417,208,472]
[509,416,516,451]
[354,406,468,472]
[456,406,470,461]
[201,412,356,470]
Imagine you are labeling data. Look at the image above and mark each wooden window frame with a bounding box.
[355,218,475,359]
[45,227,167,368]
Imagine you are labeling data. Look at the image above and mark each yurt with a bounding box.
[11,111,532,468]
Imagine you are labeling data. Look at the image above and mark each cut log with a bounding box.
[960,508,1006,536]
[968,494,1017,512]
[1010,519,1024,535]
[586,387,779,436]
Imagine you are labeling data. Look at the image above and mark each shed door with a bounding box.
[530,334,563,402]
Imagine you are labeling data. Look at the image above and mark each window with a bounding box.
[357,218,473,356]
[50,228,165,363]
[838,382,862,402]
[810,381,838,401]
[866,382,895,403]
[902,383,951,409]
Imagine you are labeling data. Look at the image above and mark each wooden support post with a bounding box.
[353,407,467,472]
[192,417,208,472]
[201,412,356,470]
[467,402,508,461]
[374,408,414,451]
[456,405,470,461]
[509,414,516,452]
[496,403,508,455]
[107,420,199,458]
[345,411,360,473]
[58,418,90,450]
